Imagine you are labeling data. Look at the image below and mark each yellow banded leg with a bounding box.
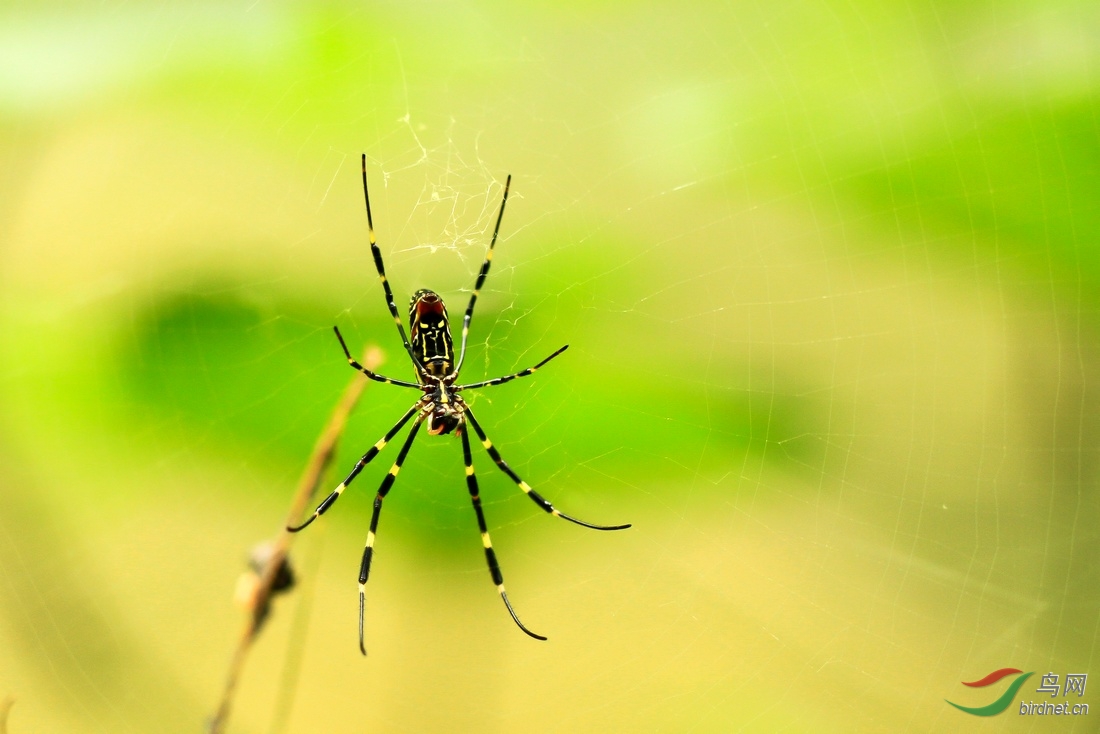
[332,326,422,388]
[463,407,631,532]
[288,400,425,532]
[356,416,425,655]
[359,153,422,370]
[451,344,569,391]
[455,174,511,374]
[460,425,546,640]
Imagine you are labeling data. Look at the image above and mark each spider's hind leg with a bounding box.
[463,407,631,532]
[287,399,425,532]
[460,425,546,640]
[356,413,426,655]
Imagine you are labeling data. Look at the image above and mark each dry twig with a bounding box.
[0,696,13,734]
[207,345,383,734]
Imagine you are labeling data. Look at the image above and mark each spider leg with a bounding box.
[357,413,426,655]
[453,344,569,391]
[464,407,631,532]
[461,423,546,640]
[454,174,511,375]
[360,153,425,375]
[333,326,423,389]
[288,400,427,532]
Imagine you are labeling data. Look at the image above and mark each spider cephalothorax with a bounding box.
[426,390,464,436]
[288,155,630,655]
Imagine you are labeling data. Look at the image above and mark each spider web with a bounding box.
[0,1,1097,733]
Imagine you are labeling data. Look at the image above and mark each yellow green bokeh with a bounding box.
[1,1,1098,732]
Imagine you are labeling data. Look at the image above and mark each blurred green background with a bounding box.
[1,1,1098,732]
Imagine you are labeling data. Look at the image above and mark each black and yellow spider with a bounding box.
[289,155,630,654]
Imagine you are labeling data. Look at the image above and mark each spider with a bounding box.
[289,155,630,654]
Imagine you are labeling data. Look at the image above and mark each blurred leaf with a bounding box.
[845,99,1100,295]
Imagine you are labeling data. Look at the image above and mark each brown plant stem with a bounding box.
[207,345,383,734]
[0,696,13,734]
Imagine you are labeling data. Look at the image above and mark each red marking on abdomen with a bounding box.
[415,296,445,316]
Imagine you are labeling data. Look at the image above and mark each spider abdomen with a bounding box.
[409,289,453,378]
